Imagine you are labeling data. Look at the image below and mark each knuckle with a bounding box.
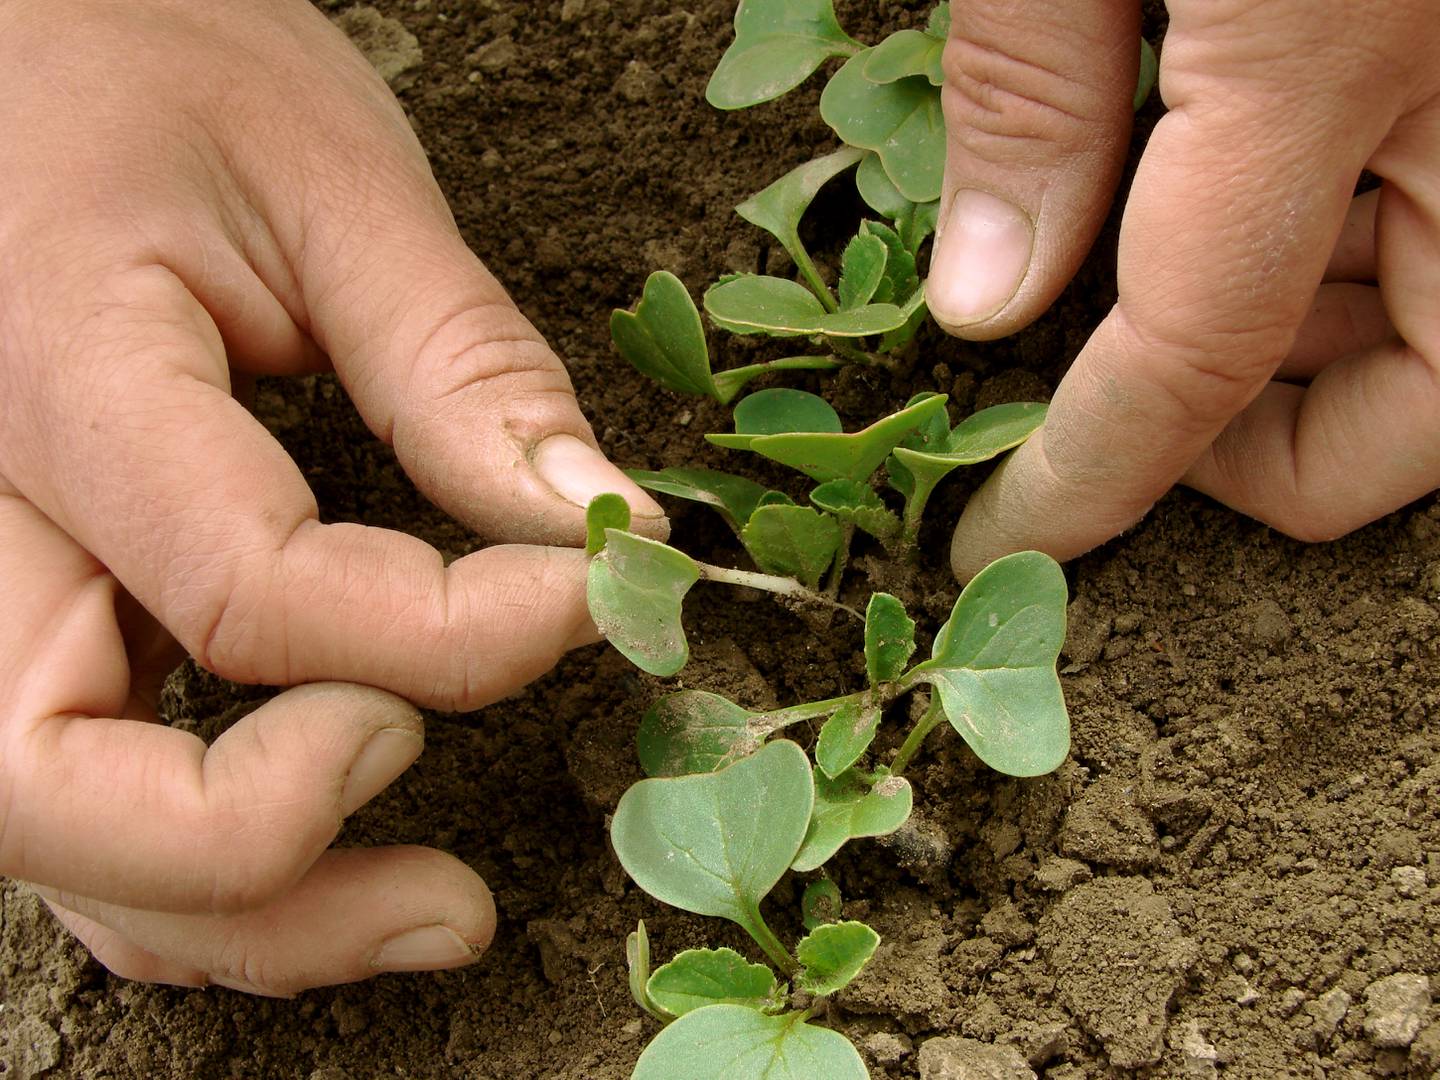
[413,302,573,406]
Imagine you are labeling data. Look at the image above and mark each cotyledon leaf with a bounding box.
[740,504,843,590]
[704,274,907,337]
[626,467,770,532]
[586,530,700,677]
[646,948,781,1017]
[631,1004,868,1080]
[862,28,944,86]
[611,739,815,928]
[706,0,862,110]
[637,690,761,777]
[820,51,945,203]
[610,271,717,398]
[791,768,913,872]
[795,921,880,996]
[585,493,632,556]
[907,550,1069,777]
[814,700,881,780]
[735,146,864,273]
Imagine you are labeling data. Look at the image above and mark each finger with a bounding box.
[950,7,1406,579]
[1278,283,1393,380]
[1324,188,1380,283]
[38,846,495,996]
[1,268,597,709]
[929,0,1139,338]
[195,4,663,546]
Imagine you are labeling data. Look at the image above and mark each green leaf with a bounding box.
[909,551,1069,776]
[710,392,949,483]
[612,740,815,931]
[944,401,1047,459]
[735,147,865,278]
[741,505,843,589]
[901,390,952,448]
[792,769,913,871]
[861,221,918,306]
[855,151,911,220]
[647,948,781,1017]
[704,274,907,337]
[712,355,846,405]
[1134,37,1158,113]
[865,592,915,685]
[796,921,880,996]
[758,490,797,508]
[896,199,940,253]
[736,387,843,436]
[877,284,929,353]
[863,28,944,86]
[638,691,760,777]
[611,271,718,399]
[626,467,770,532]
[926,2,951,39]
[837,232,887,310]
[801,878,843,931]
[627,921,671,1021]
[585,493,632,556]
[706,0,862,110]
[632,1005,868,1080]
[809,478,901,541]
[820,52,945,203]
[587,531,700,677]
[814,701,881,780]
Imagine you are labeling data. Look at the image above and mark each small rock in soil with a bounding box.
[1305,987,1351,1045]
[917,1036,1036,1080]
[1170,1020,1218,1078]
[468,36,518,73]
[1032,856,1092,893]
[1363,972,1431,1047]
[860,1031,912,1065]
[1390,864,1427,896]
[1037,877,1197,1068]
[1408,1019,1440,1071]
[331,6,423,90]
[614,61,661,103]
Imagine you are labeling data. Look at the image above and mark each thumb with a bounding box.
[929,0,1139,339]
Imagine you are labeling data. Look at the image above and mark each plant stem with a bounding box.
[890,691,945,775]
[900,476,939,550]
[695,561,862,621]
[791,238,838,314]
[749,690,871,738]
[825,337,885,367]
[741,901,799,977]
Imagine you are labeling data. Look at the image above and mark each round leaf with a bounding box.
[638,691,760,777]
[612,740,815,927]
[796,921,880,996]
[734,388,842,436]
[943,401,1048,461]
[585,492,632,556]
[706,0,862,110]
[610,271,717,398]
[646,948,780,1017]
[704,274,827,337]
[910,551,1069,776]
[587,531,700,677]
[820,52,945,203]
[856,150,910,220]
[791,769,913,872]
[632,1005,868,1080]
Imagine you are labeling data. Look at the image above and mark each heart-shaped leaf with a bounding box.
[814,700,881,779]
[863,28,944,86]
[626,467,770,532]
[638,691,761,777]
[837,232,887,310]
[611,271,717,399]
[741,505,843,589]
[865,592,916,685]
[809,478,900,541]
[585,493,632,556]
[706,0,862,110]
[796,921,880,996]
[908,550,1069,776]
[612,740,815,932]
[710,392,949,483]
[801,878,843,930]
[627,921,669,1021]
[631,1005,868,1080]
[704,274,907,337]
[792,769,913,871]
[735,147,864,274]
[587,531,700,677]
[647,948,781,1017]
[820,52,945,202]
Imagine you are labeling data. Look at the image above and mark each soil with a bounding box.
[3,1,1438,1078]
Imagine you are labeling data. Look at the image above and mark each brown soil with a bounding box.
[4,2,1438,1078]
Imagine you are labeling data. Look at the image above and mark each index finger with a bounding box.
[949,7,1405,579]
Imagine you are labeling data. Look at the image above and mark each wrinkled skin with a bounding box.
[930,0,1440,579]
[0,0,663,995]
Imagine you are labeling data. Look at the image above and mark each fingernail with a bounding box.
[373,925,479,972]
[341,728,423,816]
[532,434,664,519]
[929,190,1033,326]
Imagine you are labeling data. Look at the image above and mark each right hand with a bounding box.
[0,0,662,995]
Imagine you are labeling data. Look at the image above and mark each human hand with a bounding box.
[0,0,663,994]
[926,0,1440,579]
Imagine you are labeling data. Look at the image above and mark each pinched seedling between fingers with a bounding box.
[585,492,633,556]
[625,466,770,534]
[587,528,701,677]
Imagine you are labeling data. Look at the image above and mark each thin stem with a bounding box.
[749,690,871,738]
[890,691,945,775]
[742,901,799,977]
[791,239,838,314]
[900,476,939,550]
[824,337,886,367]
[695,561,862,621]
